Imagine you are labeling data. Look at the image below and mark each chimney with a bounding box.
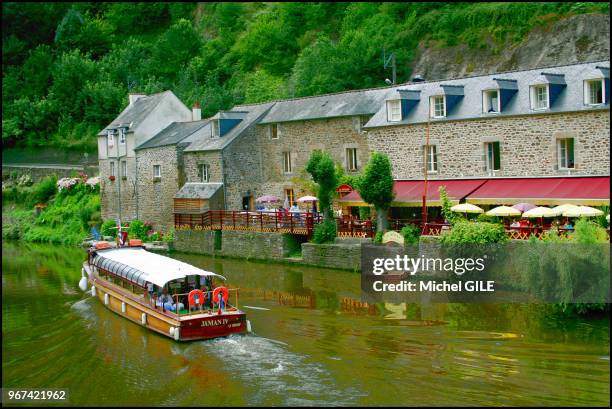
[192,102,202,121]
[129,93,146,105]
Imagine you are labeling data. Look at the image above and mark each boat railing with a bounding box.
[152,288,240,317]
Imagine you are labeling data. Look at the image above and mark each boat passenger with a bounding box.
[158,287,184,312]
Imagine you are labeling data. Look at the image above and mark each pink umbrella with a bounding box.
[513,203,536,212]
[256,195,281,203]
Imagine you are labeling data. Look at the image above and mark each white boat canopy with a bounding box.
[92,247,226,288]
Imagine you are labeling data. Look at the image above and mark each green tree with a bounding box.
[305,150,337,221]
[356,152,395,233]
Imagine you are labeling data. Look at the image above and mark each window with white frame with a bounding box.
[386,100,402,122]
[530,84,549,110]
[153,165,161,178]
[211,120,220,138]
[119,128,126,144]
[485,141,501,171]
[120,161,127,178]
[430,95,446,118]
[198,164,210,182]
[346,148,358,171]
[584,79,604,105]
[107,129,115,148]
[270,124,279,139]
[483,90,500,113]
[425,145,438,172]
[557,138,575,169]
[109,161,116,177]
[283,152,293,174]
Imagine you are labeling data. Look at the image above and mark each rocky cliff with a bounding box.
[410,13,610,80]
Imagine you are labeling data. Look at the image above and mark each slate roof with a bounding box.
[98,91,174,136]
[174,183,223,199]
[135,120,209,150]
[364,60,610,128]
[184,102,275,152]
[258,88,393,124]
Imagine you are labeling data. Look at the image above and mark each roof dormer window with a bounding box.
[429,95,446,118]
[482,89,500,113]
[530,84,549,110]
[386,100,402,122]
[584,79,604,105]
[211,120,220,138]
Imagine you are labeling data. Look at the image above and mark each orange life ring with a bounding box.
[188,289,205,306]
[212,286,229,304]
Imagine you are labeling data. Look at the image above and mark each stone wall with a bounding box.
[250,116,370,209]
[99,157,138,223]
[301,240,363,271]
[366,110,610,179]
[174,229,296,260]
[2,164,97,183]
[135,145,181,232]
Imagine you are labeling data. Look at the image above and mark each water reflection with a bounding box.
[2,242,610,406]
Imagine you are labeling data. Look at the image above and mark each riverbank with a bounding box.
[2,174,101,245]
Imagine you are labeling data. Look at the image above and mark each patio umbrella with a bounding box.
[522,207,559,218]
[297,195,318,212]
[451,203,483,219]
[486,205,521,217]
[562,206,604,218]
[297,195,318,202]
[450,203,483,213]
[606,214,610,222]
[522,206,559,229]
[551,204,578,214]
[256,195,280,203]
[513,203,536,212]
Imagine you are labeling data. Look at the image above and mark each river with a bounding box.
[2,242,609,406]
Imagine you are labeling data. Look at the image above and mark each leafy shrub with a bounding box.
[373,231,383,244]
[573,218,608,244]
[439,186,460,225]
[400,224,421,244]
[311,220,337,244]
[31,175,58,205]
[127,219,148,240]
[476,213,499,224]
[162,229,175,243]
[439,221,508,244]
[101,219,117,237]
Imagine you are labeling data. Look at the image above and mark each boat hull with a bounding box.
[86,264,247,341]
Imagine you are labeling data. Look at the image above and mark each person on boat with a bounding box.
[158,287,184,312]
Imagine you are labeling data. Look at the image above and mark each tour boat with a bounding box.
[81,242,250,341]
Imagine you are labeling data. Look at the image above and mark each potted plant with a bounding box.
[109,175,116,181]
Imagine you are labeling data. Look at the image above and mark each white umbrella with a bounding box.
[606,214,610,222]
[551,204,578,214]
[297,195,318,202]
[522,207,559,218]
[486,206,521,217]
[562,206,604,218]
[450,203,484,213]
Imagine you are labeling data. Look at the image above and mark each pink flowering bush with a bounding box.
[56,177,79,192]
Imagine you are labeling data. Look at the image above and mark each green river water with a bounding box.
[2,242,610,406]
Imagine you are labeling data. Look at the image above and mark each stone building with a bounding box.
[98,91,192,223]
[98,61,610,231]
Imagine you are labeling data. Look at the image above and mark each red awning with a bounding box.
[465,176,610,205]
[338,177,610,207]
[338,179,486,206]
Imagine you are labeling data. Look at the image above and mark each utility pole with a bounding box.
[383,49,397,85]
